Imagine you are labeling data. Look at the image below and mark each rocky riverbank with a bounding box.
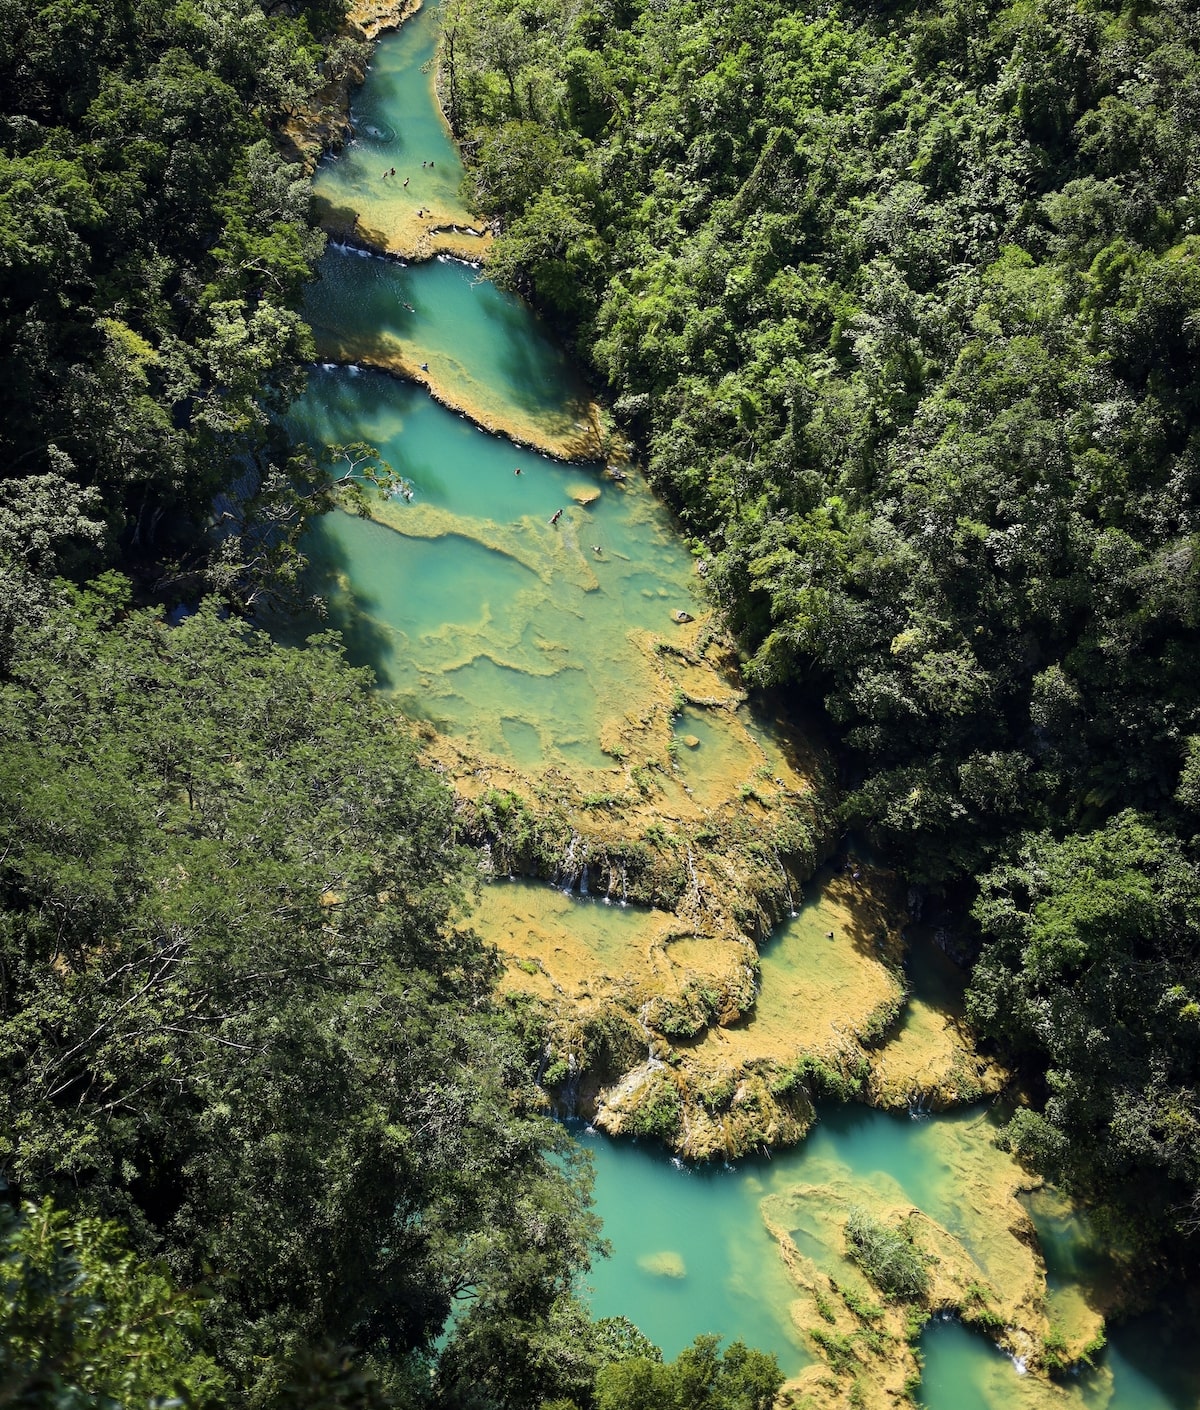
[278,0,424,171]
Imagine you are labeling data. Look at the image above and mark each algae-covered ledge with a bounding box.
[430,610,1002,1165]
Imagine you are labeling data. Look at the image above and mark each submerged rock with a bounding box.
[672,609,694,623]
[637,1250,687,1279]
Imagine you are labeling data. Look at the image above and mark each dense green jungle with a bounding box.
[1,0,1199,1406]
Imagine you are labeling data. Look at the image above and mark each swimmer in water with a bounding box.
[514,466,522,475]
[549,509,563,525]
[403,176,409,187]
[419,362,429,371]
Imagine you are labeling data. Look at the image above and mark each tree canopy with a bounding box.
[0,0,347,604]
[0,574,608,1406]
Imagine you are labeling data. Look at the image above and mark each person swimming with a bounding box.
[514,466,522,475]
[549,509,563,525]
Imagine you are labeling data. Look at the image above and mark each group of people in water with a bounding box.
[390,458,601,550]
[382,160,436,184]
[380,157,439,221]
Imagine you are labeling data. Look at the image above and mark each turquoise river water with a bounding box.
[286,5,1200,1406]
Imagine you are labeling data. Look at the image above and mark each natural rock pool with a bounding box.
[285,4,1200,1405]
[581,1114,1200,1409]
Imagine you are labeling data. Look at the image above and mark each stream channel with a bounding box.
[281,4,1200,1406]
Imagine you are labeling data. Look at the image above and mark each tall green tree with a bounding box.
[0,581,601,1405]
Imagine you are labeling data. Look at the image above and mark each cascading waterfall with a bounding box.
[283,8,1200,1403]
[557,832,579,890]
[772,844,797,917]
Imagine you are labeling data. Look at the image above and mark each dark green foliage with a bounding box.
[0,579,602,1407]
[594,1335,782,1410]
[0,0,339,603]
[968,813,1200,1235]
[0,1199,224,1408]
[591,1316,663,1367]
[844,1208,930,1303]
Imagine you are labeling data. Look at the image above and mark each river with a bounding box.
[284,4,1200,1407]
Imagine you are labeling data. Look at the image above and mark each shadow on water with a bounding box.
[477,282,593,421]
[1104,1294,1200,1410]
[772,861,891,969]
[742,685,832,785]
[282,510,399,688]
[897,925,976,1039]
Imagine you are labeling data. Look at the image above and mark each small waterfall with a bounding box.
[580,864,590,896]
[556,832,580,890]
[561,1054,580,1117]
[620,866,628,907]
[907,1091,932,1121]
[772,846,797,917]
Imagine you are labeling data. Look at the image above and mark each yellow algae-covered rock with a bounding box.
[755,1114,1110,1409]
[310,328,606,461]
[693,868,906,1067]
[637,1250,687,1279]
[570,484,602,505]
[867,932,1008,1113]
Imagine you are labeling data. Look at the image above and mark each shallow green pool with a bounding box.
[306,245,596,445]
[311,1,472,247]
[579,1110,1200,1409]
[284,363,699,769]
